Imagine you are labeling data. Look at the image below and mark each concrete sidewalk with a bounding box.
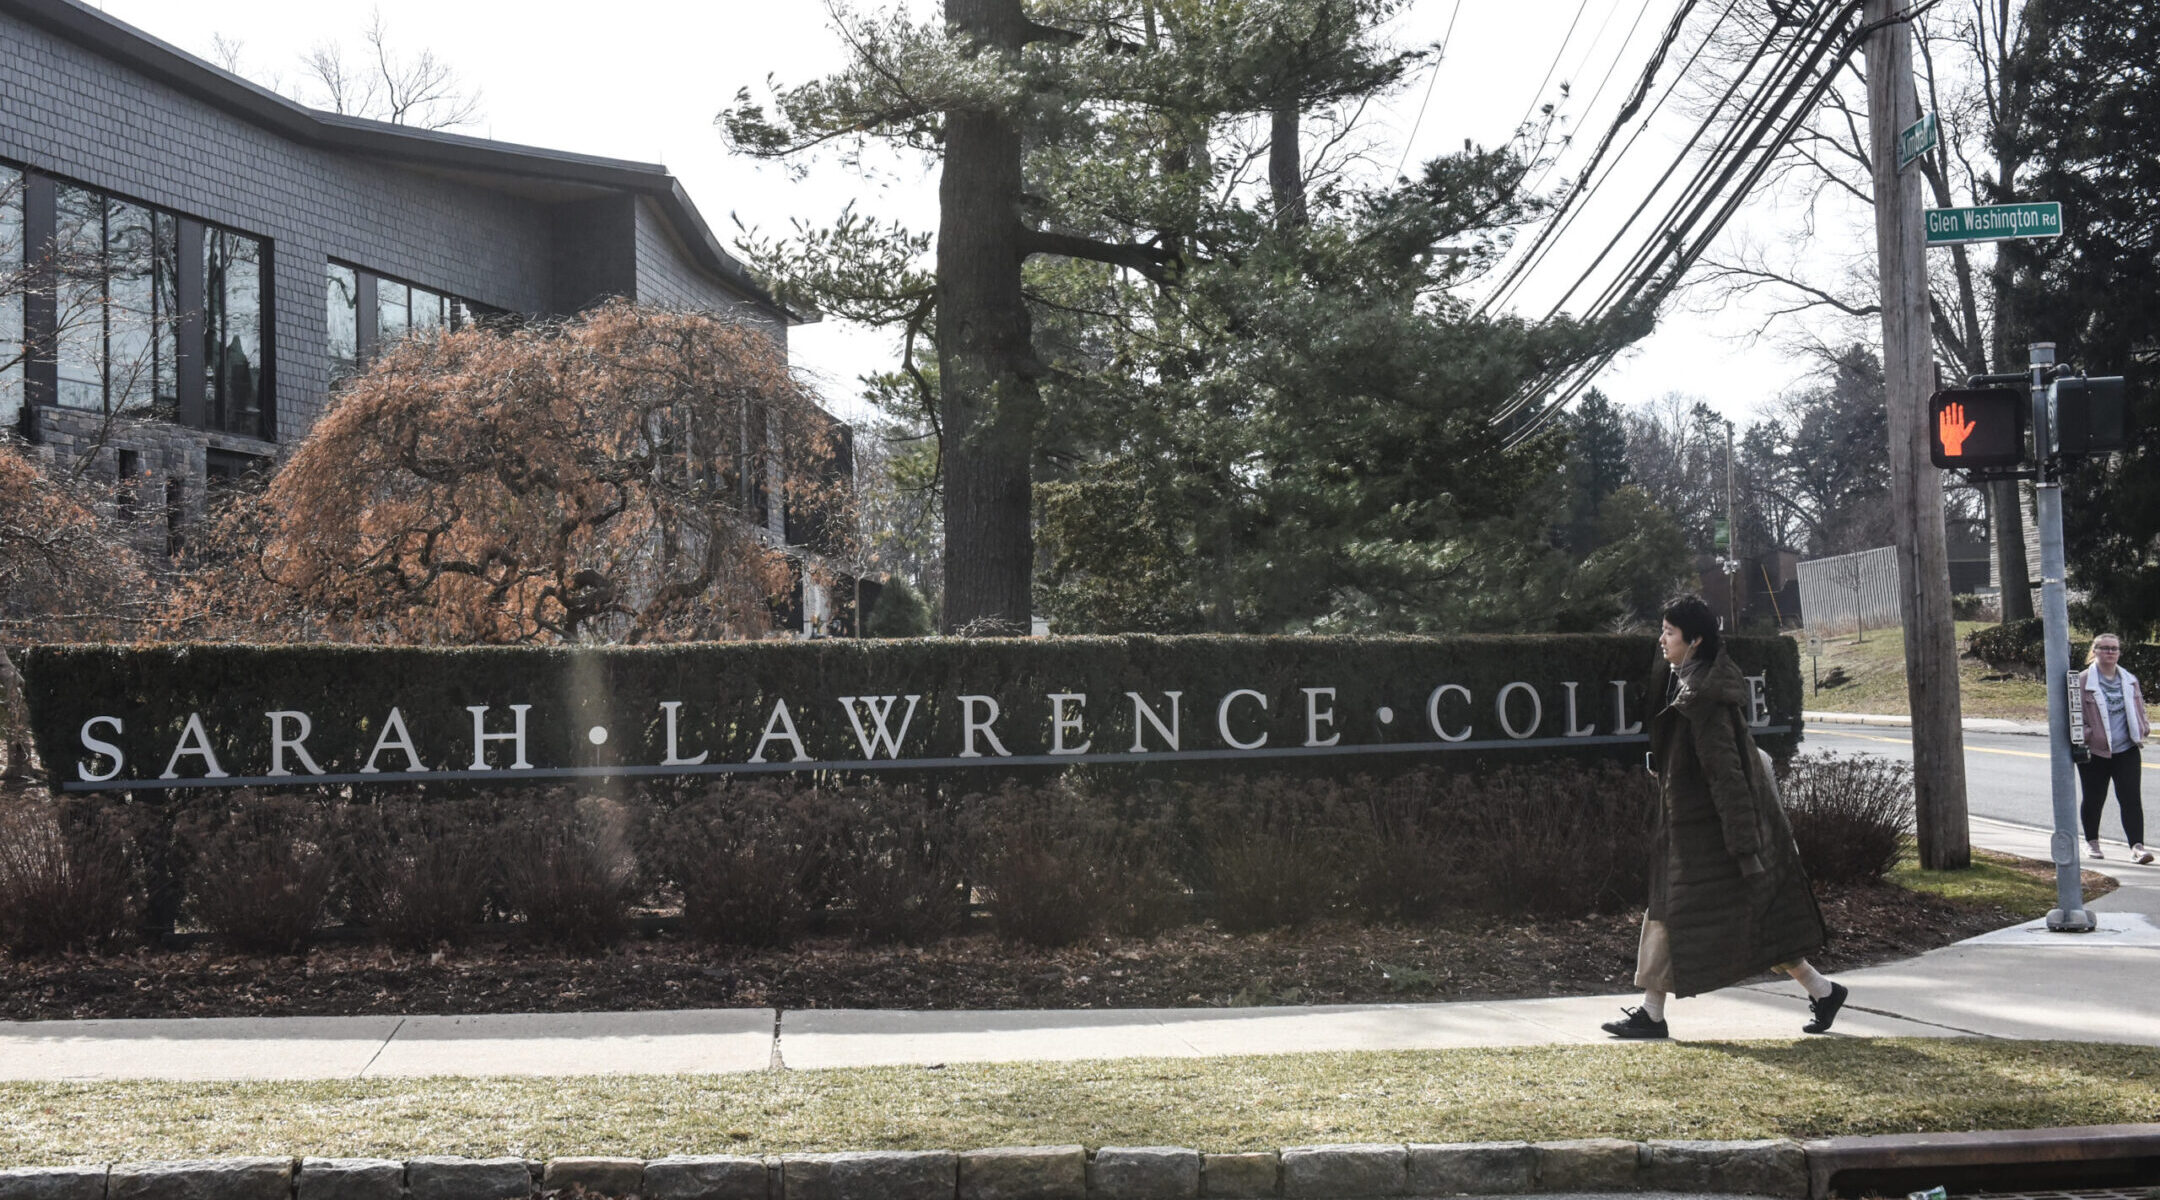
[3,817,2153,1082]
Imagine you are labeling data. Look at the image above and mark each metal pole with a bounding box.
[1726,418,1739,630]
[2033,341,2093,932]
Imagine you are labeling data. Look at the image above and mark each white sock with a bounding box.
[1642,990,1667,1021]
[1787,961,1834,999]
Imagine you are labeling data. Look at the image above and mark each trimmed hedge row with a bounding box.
[19,635,1803,793]
[1966,619,2160,678]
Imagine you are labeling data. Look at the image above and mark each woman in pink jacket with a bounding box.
[2079,633,2152,865]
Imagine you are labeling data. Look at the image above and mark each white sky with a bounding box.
[91,0,1869,430]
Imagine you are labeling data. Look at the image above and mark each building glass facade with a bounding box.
[1,164,21,428]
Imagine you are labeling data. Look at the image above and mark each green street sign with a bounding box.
[1897,113,1937,171]
[1925,202,2062,245]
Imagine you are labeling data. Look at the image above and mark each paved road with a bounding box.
[1804,724,2160,835]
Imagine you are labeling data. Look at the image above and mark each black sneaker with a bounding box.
[1804,981,1849,1034]
[1600,1006,1669,1039]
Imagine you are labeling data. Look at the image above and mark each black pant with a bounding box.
[2078,746,2145,846]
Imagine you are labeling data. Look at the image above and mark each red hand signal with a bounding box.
[1938,401,1976,456]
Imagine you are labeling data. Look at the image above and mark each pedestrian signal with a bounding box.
[1928,387,2025,468]
[2046,375,2127,456]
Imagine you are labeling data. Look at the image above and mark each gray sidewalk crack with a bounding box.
[357,1016,405,1079]
[769,1008,786,1071]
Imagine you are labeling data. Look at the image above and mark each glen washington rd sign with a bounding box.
[1925,202,2063,246]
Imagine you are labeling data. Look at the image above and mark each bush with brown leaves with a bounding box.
[172,302,847,644]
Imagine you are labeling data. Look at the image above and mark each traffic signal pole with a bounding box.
[1866,0,1971,868]
[2031,342,2094,931]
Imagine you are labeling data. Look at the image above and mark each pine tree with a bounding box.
[2003,0,2160,637]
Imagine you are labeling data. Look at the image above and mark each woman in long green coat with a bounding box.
[1600,595,1847,1039]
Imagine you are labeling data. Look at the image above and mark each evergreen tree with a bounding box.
[726,0,1419,634]
[2003,0,2160,637]
[1563,388,1631,553]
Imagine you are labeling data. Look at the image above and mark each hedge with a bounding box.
[1966,619,2160,679]
[18,634,1802,794]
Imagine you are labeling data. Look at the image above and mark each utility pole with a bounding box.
[1865,0,1970,868]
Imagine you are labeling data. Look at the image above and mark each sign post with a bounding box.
[2028,342,2095,932]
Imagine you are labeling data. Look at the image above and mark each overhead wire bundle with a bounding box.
[1473,0,1883,445]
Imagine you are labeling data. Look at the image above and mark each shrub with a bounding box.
[334,799,493,952]
[1193,779,1354,933]
[1952,593,2000,622]
[1967,618,2044,674]
[648,784,831,948]
[0,797,136,955]
[181,795,336,954]
[967,781,1187,947]
[826,784,968,944]
[496,796,640,951]
[864,576,935,637]
[1350,776,1474,923]
[1781,752,1912,885]
[1446,762,1657,918]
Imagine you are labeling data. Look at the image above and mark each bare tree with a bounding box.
[1678,2,2036,618]
[216,10,483,131]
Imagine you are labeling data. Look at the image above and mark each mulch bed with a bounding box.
[0,864,2094,1021]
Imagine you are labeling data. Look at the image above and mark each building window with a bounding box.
[341,265,495,372]
[326,262,358,383]
[204,226,266,437]
[53,184,179,418]
[1,166,22,429]
[376,277,410,343]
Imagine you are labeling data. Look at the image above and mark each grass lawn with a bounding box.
[2,1040,2157,1165]
[1793,621,2049,720]
[1888,844,2114,914]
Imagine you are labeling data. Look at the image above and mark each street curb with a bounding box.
[8,1128,2158,1200]
[1804,710,2050,736]
[0,1141,1804,1200]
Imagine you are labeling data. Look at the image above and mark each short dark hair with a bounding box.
[1662,593,1723,661]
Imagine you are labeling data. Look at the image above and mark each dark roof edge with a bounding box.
[2,0,812,326]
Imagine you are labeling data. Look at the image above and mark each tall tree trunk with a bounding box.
[0,645,38,783]
[938,0,1038,635]
[1270,103,1307,228]
[1988,263,2034,621]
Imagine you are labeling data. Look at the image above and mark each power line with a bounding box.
[1516,0,1662,201]
[1391,0,1465,178]
[1501,1,1877,442]
[1480,0,1724,317]
[1509,0,1597,139]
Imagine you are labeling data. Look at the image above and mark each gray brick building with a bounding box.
[0,0,868,629]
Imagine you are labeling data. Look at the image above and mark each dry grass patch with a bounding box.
[1794,622,2049,720]
[3,1040,2158,1165]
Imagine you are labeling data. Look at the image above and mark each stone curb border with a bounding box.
[0,1140,1809,1200]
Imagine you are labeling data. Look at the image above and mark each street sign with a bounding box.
[1897,113,1937,172]
[1925,202,2062,246]
[1928,387,2025,468]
